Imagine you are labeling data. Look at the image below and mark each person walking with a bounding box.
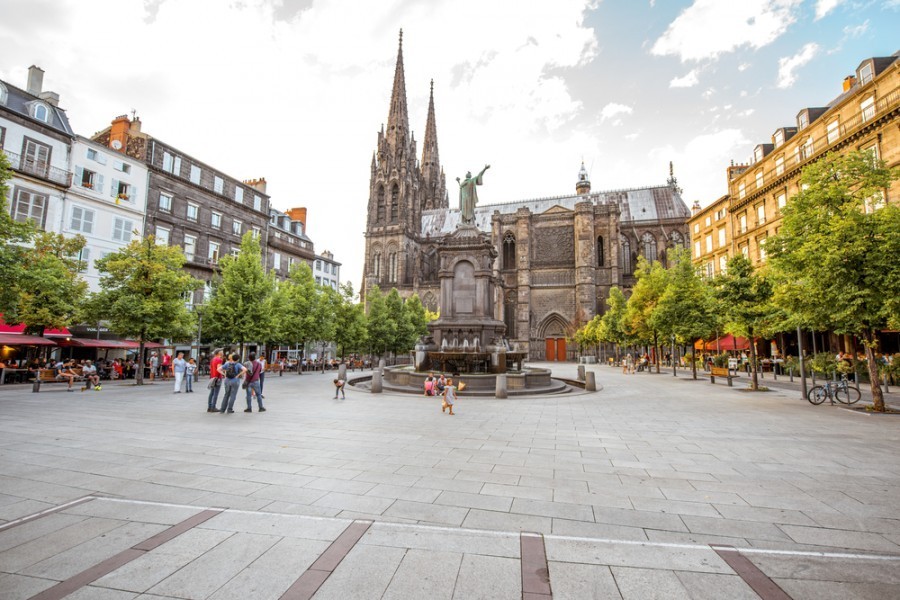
[218,353,246,414]
[207,349,224,413]
[257,355,267,399]
[172,352,187,393]
[161,351,171,381]
[185,358,196,393]
[243,352,265,412]
[149,352,159,381]
[442,377,456,415]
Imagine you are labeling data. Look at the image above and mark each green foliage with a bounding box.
[597,286,628,347]
[332,282,368,357]
[623,257,670,352]
[202,232,274,348]
[405,294,429,340]
[86,236,199,383]
[273,261,320,347]
[12,232,88,334]
[365,286,396,357]
[650,248,719,346]
[0,153,37,319]
[385,288,416,354]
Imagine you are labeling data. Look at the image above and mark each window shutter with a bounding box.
[84,210,94,234]
[70,207,81,230]
[174,156,182,176]
[110,178,118,198]
[130,185,138,203]
[75,166,84,187]
[96,174,104,195]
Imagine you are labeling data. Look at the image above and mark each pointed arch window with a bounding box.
[388,251,398,282]
[597,236,604,267]
[619,235,632,275]
[376,186,385,223]
[373,252,382,280]
[641,232,657,263]
[390,184,399,223]
[504,290,516,338]
[670,231,684,249]
[502,232,516,270]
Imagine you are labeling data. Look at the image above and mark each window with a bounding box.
[155,226,170,246]
[189,164,201,185]
[800,136,814,160]
[705,216,711,227]
[159,192,173,213]
[230,247,240,258]
[12,188,47,228]
[253,195,262,211]
[714,209,726,221]
[753,146,764,163]
[705,234,713,253]
[738,213,747,234]
[706,262,714,278]
[775,155,784,176]
[376,186,386,222]
[112,217,133,242]
[76,247,91,273]
[798,111,808,130]
[777,192,787,210]
[33,103,49,123]
[388,252,398,282]
[113,160,130,173]
[641,233,657,262]
[373,253,382,279]
[390,185,399,223]
[187,202,199,221]
[79,167,100,191]
[273,252,281,270]
[86,148,106,164]
[755,169,764,190]
[214,176,224,194]
[826,119,839,144]
[740,244,749,258]
[694,240,701,258]
[22,138,51,178]
[596,235,604,267]
[234,187,243,204]
[184,235,197,261]
[738,182,745,199]
[232,219,242,235]
[288,257,295,271]
[718,227,726,248]
[332,264,338,275]
[756,204,766,225]
[70,206,95,234]
[620,236,632,274]
[315,260,322,271]
[859,62,873,85]
[208,241,220,264]
[252,226,261,238]
[719,255,728,273]
[693,223,700,234]
[211,211,222,229]
[162,151,181,175]
[503,232,516,269]
[860,96,875,122]
[773,129,784,147]
[315,276,321,285]
[758,236,767,262]
[111,179,132,201]
[670,231,684,249]
[0,125,5,150]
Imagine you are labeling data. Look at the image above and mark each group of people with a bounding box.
[620,353,651,374]
[206,349,267,414]
[423,372,457,415]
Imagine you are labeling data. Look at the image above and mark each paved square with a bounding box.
[1,365,899,598]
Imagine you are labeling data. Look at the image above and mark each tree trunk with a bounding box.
[749,330,759,391]
[692,339,698,380]
[653,332,660,374]
[864,329,885,412]
[136,340,145,385]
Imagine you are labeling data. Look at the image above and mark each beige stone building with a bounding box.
[363,34,690,361]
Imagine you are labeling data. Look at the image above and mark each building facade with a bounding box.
[314,250,341,290]
[267,206,316,279]
[363,36,691,361]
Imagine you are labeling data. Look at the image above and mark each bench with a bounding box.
[710,366,731,377]
[34,368,84,391]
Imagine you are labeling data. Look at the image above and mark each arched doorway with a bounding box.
[539,313,570,362]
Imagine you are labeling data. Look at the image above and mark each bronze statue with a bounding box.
[456,164,490,225]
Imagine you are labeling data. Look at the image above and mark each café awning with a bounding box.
[694,334,750,351]
[0,333,58,346]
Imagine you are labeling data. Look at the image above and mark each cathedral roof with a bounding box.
[420,184,690,236]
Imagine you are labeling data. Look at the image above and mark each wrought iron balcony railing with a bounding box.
[4,149,72,187]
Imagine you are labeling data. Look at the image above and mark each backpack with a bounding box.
[224,361,241,379]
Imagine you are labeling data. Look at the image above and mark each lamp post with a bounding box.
[797,326,808,401]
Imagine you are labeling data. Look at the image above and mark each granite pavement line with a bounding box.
[711,544,792,600]
[27,508,222,600]
[521,532,552,600]
[0,495,95,533]
[279,519,373,600]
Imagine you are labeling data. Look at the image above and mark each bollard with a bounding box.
[371,370,383,393]
[32,379,41,393]
[495,374,508,399]
[577,365,585,382]
[885,373,890,394]
[585,371,596,392]
[727,373,733,387]
[789,367,793,383]
[710,374,715,384]
[338,364,347,381]
[378,359,386,375]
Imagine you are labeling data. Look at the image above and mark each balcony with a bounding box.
[4,149,72,187]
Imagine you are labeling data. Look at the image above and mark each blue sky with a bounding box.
[1,0,897,289]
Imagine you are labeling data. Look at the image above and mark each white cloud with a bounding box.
[738,108,755,117]
[649,129,751,202]
[669,68,700,88]
[651,0,802,62]
[599,102,633,125]
[843,20,869,38]
[815,0,844,20]
[777,42,819,88]
[738,62,751,71]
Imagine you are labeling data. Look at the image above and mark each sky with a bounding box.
[1,0,897,290]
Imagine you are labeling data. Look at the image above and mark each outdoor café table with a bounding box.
[0,368,28,384]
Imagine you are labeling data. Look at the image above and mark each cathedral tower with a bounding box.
[421,80,448,211]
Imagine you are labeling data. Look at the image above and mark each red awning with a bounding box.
[54,338,132,349]
[0,333,58,346]
[694,335,750,351]
[0,315,72,336]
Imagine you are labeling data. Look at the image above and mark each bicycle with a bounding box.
[807,374,861,405]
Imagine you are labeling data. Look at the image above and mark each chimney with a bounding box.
[691,201,702,216]
[243,177,267,194]
[288,207,307,230]
[26,65,44,96]
[130,116,142,133]
[109,115,131,152]
[842,75,857,92]
[38,91,60,107]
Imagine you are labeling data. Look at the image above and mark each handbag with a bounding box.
[207,378,220,389]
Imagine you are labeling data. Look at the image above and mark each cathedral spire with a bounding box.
[421,79,447,210]
[422,80,440,172]
[386,29,409,143]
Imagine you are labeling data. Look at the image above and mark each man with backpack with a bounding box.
[217,353,246,414]
[243,352,266,413]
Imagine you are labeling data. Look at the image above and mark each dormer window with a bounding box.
[773,129,784,147]
[32,103,50,123]
[0,82,7,105]
[858,61,874,85]
[797,111,808,130]
[754,147,763,163]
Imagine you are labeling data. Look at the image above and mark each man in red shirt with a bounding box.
[207,349,224,413]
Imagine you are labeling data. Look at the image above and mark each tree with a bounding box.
[202,232,274,354]
[404,294,429,341]
[768,150,900,411]
[85,236,199,385]
[597,286,628,361]
[385,288,414,356]
[651,249,719,379]
[15,232,88,336]
[275,262,320,366]
[713,255,774,391]
[623,257,670,373]
[0,153,35,320]
[332,282,368,358]
[366,286,396,359]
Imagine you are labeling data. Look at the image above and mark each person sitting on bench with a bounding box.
[81,360,101,391]
[54,359,79,392]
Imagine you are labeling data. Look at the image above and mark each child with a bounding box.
[185,358,196,393]
[333,378,346,399]
[442,377,456,415]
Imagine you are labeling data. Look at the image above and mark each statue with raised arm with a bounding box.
[456,164,490,225]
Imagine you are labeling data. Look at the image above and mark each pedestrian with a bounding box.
[161,351,171,381]
[185,358,196,393]
[207,349,224,413]
[243,352,265,412]
[80,360,101,391]
[149,352,159,381]
[436,373,446,395]
[218,353,246,414]
[333,377,346,399]
[424,373,434,396]
[257,354,267,399]
[442,377,456,415]
[625,353,634,374]
[172,351,186,393]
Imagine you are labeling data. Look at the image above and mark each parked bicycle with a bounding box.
[807,374,861,405]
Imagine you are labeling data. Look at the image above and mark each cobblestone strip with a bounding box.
[711,544,792,600]
[521,532,552,599]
